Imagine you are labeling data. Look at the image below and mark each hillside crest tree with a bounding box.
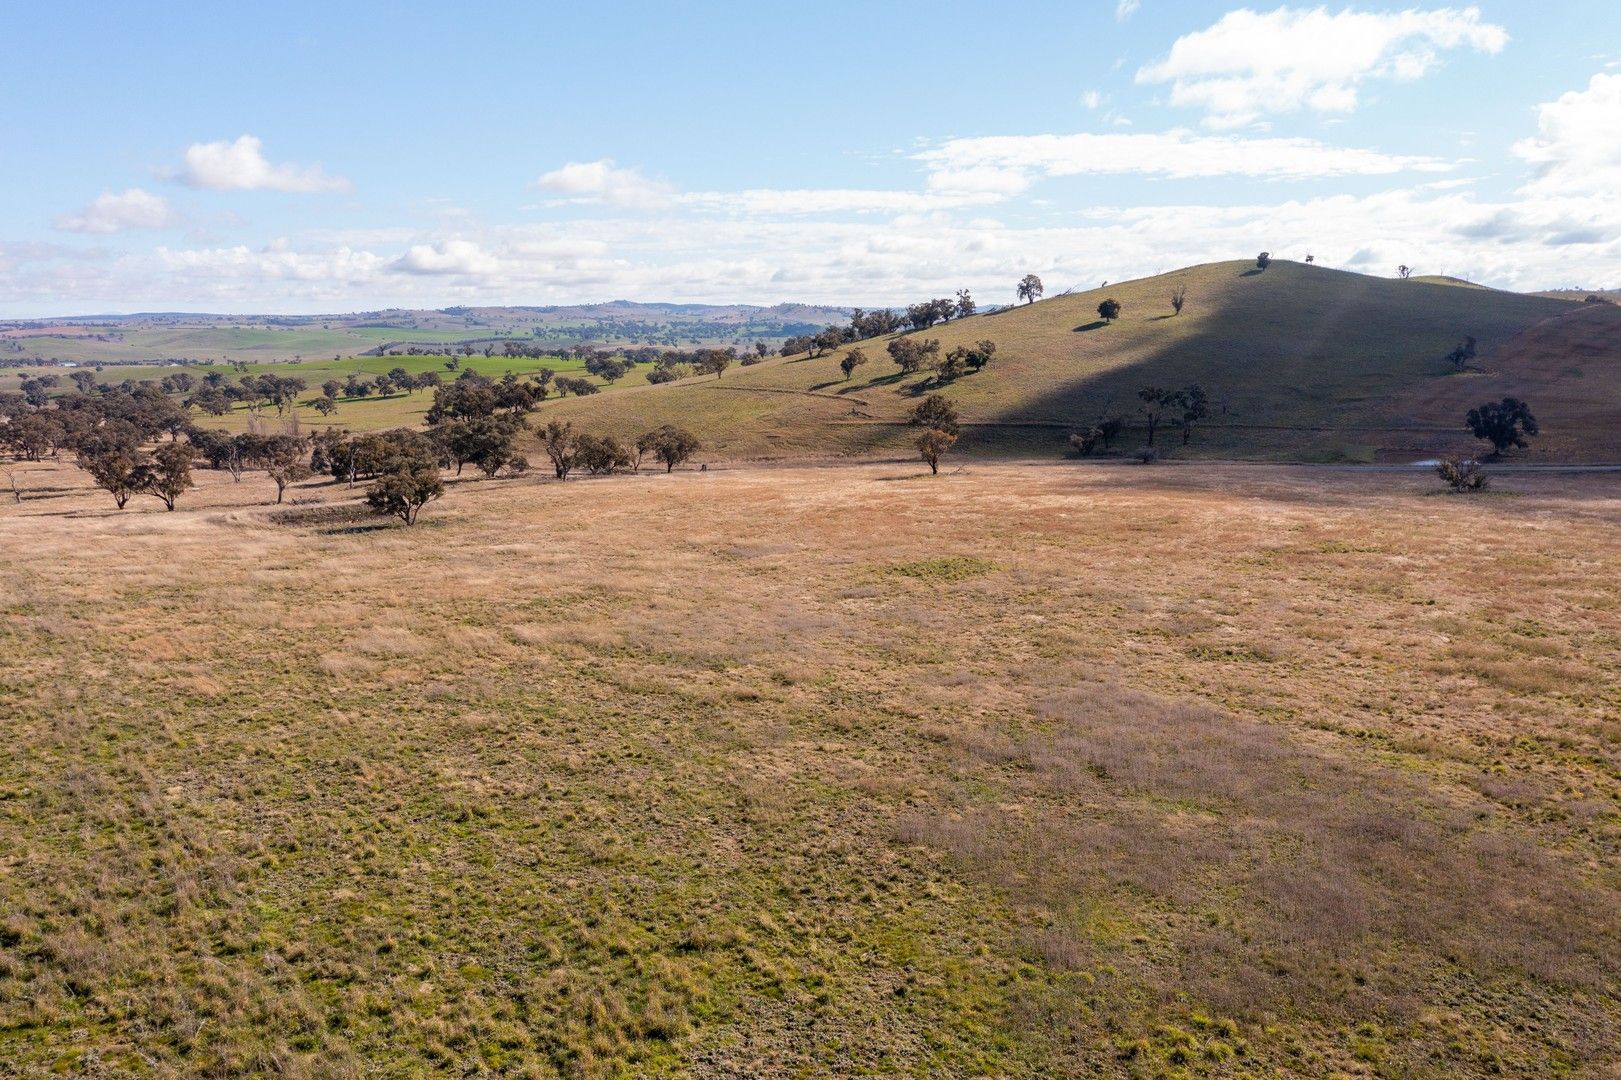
[1017,274,1044,305]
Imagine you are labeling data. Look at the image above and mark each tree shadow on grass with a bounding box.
[1240,268,1266,277]
[1073,321,1108,333]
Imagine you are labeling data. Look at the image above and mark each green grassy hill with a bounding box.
[539,260,1580,462]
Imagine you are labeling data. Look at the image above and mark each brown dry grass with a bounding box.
[1,458,1618,1077]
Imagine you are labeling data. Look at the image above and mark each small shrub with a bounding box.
[1436,457,1488,492]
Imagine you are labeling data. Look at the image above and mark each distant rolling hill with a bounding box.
[539,260,1591,463]
[0,301,852,365]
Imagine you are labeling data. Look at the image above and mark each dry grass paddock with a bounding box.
[1,458,1618,1077]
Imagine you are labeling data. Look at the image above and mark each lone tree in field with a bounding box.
[1172,385,1209,445]
[134,441,196,511]
[1137,386,1171,446]
[1446,335,1478,372]
[1256,252,1272,271]
[259,434,313,503]
[1466,398,1538,456]
[1017,274,1044,305]
[840,348,869,380]
[915,428,957,475]
[542,420,581,479]
[1097,298,1122,323]
[78,442,142,509]
[644,425,702,472]
[1171,284,1187,316]
[366,466,443,525]
[1398,265,1413,279]
[910,394,961,437]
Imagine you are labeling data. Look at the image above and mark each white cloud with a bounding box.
[1513,73,1621,198]
[1116,0,1141,20]
[533,159,674,208]
[683,187,1006,214]
[392,240,502,277]
[1138,6,1508,128]
[1082,90,1105,110]
[154,243,384,283]
[178,135,352,193]
[55,188,177,234]
[7,178,1618,316]
[916,130,1453,191]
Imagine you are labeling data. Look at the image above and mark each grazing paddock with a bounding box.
[1,459,1617,1077]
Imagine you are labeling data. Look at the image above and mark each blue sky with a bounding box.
[3,1,1618,314]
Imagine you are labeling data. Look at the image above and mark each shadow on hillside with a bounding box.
[1073,321,1108,333]
[968,263,1575,461]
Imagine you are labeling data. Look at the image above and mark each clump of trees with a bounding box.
[888,338,941,375]
[190,430,312,501]
[576,433,634,475]
[1466,398,1538,456]
[1069,415,1124,456]
[365,451,444,524]
[73,428,197,511]
[539,419,701,478]
[779,291,983,361]
[642,425,702,472]
[1135,385,1209,447]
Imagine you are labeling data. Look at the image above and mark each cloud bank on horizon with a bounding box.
[4,2,1618,315]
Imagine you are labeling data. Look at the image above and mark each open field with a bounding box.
[541,262,1604,463]
[3,458,1618,1076]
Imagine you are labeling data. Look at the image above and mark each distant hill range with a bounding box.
[0,302,853,365]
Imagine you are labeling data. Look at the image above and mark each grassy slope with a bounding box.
[539,261,1577,462]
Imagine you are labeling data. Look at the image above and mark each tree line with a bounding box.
[1,369,703,524]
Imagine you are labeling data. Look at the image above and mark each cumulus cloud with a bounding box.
[1513,73,1621,198]
[177,135,352,193]
[1138,6,1508,128]
[391,239,502,276]
[55,188,177,233]
[916,130,1453,191]
[533,159,674,208]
